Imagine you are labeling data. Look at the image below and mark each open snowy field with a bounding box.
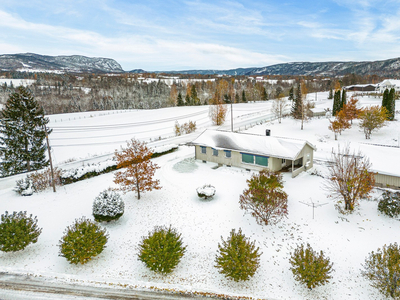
[47,102,278,165]
[1,92,400,299]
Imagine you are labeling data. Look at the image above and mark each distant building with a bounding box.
[189,129,316,177]
[344,84,376,92]
[375,79,400,93]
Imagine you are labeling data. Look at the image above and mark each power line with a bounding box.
[50,110,208,132]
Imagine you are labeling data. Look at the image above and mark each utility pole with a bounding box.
[231,101,233,131]
[44,125,56,192]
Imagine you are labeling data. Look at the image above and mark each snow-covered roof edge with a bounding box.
[189,129,316,160]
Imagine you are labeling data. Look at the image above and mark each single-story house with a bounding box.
[376,79,400,93]
[189,130,316,177]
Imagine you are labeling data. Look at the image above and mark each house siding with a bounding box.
[195,144,314,173]
[195,146,274,171]
[374,173,400,189]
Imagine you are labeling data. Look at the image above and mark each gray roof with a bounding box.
[189,130,315,160]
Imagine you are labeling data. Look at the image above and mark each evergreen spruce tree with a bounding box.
[291,85,302,119]
[382,88,389,112]
[235,92,240,103]
[288,86,294,101]
[191,85,199,105]
[332,90,341,116]
[177,92,184,106]
[341,89,347,110]
[328,88,333,100]
[242,90,247,103]
[0,86,50,176]
[388,88,396,120]
[262,87,268,101]
[185,94,191,106]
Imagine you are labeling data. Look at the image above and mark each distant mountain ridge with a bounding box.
[0,53,123,73]
[1,53,400,76]
[156,57,400,77]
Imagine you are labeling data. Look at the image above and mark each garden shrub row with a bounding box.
[1,208,400,297]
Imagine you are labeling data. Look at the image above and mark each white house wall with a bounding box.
[195,146,279,171]
[194,145,313,173]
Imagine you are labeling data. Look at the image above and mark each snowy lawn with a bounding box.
[0,145,394,300]
[1,92,400,299]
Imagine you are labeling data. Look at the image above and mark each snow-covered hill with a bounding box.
[0,53,124,73]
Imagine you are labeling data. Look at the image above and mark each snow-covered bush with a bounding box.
[59,217,108,264]
[378,191,400,218]
[215,228,261,282]
[0,211,42,252]
[138,226,186,274]
[196,184,216,200]
[290,243,333,290]
[14,178,34,196]
[362,243,400,298]
[92,189,124,222]
[61,159,117,184]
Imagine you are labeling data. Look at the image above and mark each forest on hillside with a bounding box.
[0,71,383,115]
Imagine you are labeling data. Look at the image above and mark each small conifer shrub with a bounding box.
[290,243,333,289]
[92,189,124,222]
[59,217,108,264]
[14,178,34,196]
[362,243,400,298]
[138,226,186,274]
[0,211,42,252]
[378,191,400,218]
[215,228,262,281]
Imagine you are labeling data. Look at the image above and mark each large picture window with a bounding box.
[241,153,254,164]
[241,153,269,166]
[255,155,268,166]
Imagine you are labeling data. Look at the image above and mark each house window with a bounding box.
[200,146,206,154]
[212,148,218,156]
[255,155,268,166]
[241,153,254,164]
[224,150,231,158]
[282,159,286,164]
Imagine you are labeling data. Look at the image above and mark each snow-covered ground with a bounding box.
[0,79,36,87]
[0,92,399,299]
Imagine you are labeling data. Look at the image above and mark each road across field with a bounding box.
[0,272,210,300]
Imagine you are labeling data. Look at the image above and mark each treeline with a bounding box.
[0,71,385,115]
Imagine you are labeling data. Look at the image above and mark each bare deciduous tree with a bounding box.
[324,145,375,213]
[272,93,288,123]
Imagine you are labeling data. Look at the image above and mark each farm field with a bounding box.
[1,92,400,299]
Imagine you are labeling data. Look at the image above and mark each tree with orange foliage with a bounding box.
[114,139,161,200]
[328,110,351,140]
[358,106,388,139]
[325,145,375,213]
[209,80,228,125]
[342,97,359,124]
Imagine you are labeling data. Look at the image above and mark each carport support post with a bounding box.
[292,160,294,177]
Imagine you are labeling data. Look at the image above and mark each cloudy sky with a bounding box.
[1,0,400,71]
